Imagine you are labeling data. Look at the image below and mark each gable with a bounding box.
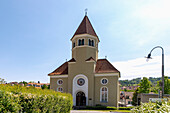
[95,59,120,73]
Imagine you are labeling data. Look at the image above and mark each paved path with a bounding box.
[70,110,128,113]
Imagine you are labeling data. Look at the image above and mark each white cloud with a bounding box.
[134,0,170,21]
[112,55,170,80]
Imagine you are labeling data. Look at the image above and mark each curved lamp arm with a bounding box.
[146,46,164,98]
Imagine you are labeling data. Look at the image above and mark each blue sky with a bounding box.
[0,0,170,83]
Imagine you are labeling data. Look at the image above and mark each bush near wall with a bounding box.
[0,85,73,113]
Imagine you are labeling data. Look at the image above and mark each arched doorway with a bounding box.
[76,91,86,106]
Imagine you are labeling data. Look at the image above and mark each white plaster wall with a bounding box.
[72,74,88,106]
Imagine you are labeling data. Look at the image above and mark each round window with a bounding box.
[77,78,85,86]
[57,79,63,85]
[101,78,108,85]
[57,87,63,92]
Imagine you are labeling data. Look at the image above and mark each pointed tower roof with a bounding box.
[71,15,99,41]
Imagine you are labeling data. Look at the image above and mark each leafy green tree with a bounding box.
[41,84,48,89]
[139,77,151,93]
[0,78,6,84]
[157,76,170,94]
[124,88,127,92]
[48,85,50,89]
[132,88,139,106]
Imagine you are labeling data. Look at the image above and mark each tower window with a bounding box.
[82,39,84,45]
[78,39,84,46]
[88,39,95,47]
[92,40,94,46]
[73,42,75,48]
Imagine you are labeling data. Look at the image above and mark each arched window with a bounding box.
[92,40,94,47]
[82,39,84,45]
[57,87,63,92]
[88,39,95,47]
[100,87,108,102]
[78,39,81,46]
[88,39,91,46]
[73,42,75,48]
[78,39,84,46]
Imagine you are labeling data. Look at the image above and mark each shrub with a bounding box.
[118,107,133,110]
[131,100,170,113]
[0,84,73,113]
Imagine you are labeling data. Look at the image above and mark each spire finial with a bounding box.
[85,8,88,16]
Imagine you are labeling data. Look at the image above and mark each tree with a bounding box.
[19,81,28,86]
[41,84,48,89]
[157,76,170,94]
[0,78,6,84]
[132,87,139,106]
[139,77,151,93]
[124,88,127,92]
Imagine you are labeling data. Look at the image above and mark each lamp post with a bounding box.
[146,46,164,98]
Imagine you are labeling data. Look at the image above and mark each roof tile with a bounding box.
[95,59,119,73]
[72,16,98,38]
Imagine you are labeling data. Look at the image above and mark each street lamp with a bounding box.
[146,46,164,98]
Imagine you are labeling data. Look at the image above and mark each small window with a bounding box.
[89,39,91,46]
[92,40,94,46]
[101,78,108,85]
[78,39,84,46]
[88,39,95,47]
[78,39,81,46]
[57,79,63,85]
[73,42,75,48]
[57,87,63,92]
[82,39,84,45]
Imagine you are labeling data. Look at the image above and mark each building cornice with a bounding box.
[95,73,119,77]
[50,75,68,78]
[71,34,100,42]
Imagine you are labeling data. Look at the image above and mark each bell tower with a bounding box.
[71,15,100,62]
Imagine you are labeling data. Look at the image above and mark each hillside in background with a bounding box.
[119,77,170,86]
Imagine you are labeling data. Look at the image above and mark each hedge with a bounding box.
[0,84,73,113]
[118,107,133,110]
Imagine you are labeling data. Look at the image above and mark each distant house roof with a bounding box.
[48,58,119,76]
[71,15,99,41]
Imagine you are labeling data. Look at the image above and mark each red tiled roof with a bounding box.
[48,62,68,76]
[48,58,119,76]
[72,16,99,40]
[95,59,119,73]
